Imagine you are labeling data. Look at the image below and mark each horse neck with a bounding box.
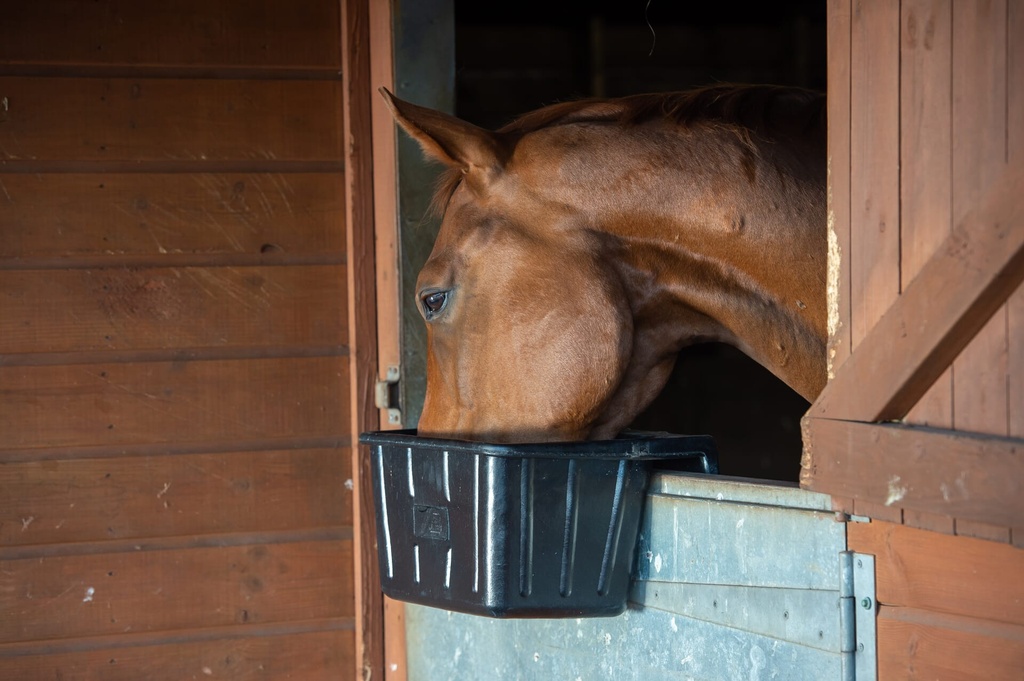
[568,126,827,399]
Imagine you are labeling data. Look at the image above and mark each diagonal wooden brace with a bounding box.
[809,166,1024,423]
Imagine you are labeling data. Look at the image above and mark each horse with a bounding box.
[380,84,827,445]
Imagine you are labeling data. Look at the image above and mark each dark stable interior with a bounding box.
[453,0,826,481]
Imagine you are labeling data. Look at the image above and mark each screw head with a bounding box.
[861,597,873,610]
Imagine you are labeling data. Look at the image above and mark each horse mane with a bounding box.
[430,84,826,216]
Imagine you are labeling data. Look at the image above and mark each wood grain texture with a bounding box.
[848,0,901,349]
[0,77,343,164]
[902,509,955,535]
[808,165,1024,423]
[0,448,352,547]
[0,629,355,681]
[805,419,1023,528]
[877,606,1024,681]
[0,0,340,71]
[848,520,1024,625]
[953,518,1011,543]
[0,173,345,261]
[900,0,954,428]
[826,0,853,378]
[342,0,385,678]
[368,0,402,417]
[951,0,1010,439]
[1010,0,1024,441]
[0,540,352,644]
[1,266,347,355]
[0,357,350,451]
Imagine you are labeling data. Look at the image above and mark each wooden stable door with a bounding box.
[0,2,381,678]
[804,1,1024,678]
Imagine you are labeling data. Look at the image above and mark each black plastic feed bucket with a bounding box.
[359,430,718,618]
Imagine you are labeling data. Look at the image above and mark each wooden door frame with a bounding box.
[342,0,386,678]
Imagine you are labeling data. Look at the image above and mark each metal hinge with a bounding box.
[374,365,402,426]
[839,551,877,681]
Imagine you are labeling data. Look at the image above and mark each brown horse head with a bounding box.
[382,85,827,443]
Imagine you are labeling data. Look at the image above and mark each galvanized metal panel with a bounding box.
[405,474,856,680]
[635,493,846,589]
[406,602,843,681]
[649,472,834,511]
[631,581,844,652]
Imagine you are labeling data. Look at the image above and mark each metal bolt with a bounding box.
[857,642,865,652]
[861,597,873,610]
[712,600,718,608]
[857,559,863,568]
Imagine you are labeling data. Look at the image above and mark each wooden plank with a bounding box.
[0,77,342,164]
[1012,283,1024,439]
[0,448,351,547]
[902,509,955,535]
[877,606,1024,681]
[0,630,355,681]
[807,165,1024,423]
[0,540,352,644]
[951,0,1010,440]
[852,498,903,525]
[1010,0,1024,442]
[0,357,349,451]
[803,418,1024,528]
[1,266,346,356]
[848,0,901,350]
[369,0,402,430]
[848,520,1024,625]
[954,518,1011,543]
[0,0,340,71]
[342,0,385,678]
[901,0,954,428]
[0,173,345,261]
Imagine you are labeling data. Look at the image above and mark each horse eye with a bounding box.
[421,291,449,319]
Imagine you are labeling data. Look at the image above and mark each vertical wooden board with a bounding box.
[0,0,341,70]
[0,448,352,547]
[826,0,853,376]
[951,0,1010,440]
[0,357,350,451]
[368,0,401,419]
[0,173,346,260]
[0,630,355,681]
[900,0,955,428]
[848,520,1024,625]
[877,607,1024,681]
[0,541,353,643]
[0,78,343,163]
[343,0,385,678]
[1008,2,1024,441]
[0,266,347,355]
[1011,283,1024,439]
[848,0,901,349]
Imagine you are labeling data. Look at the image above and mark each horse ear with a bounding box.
[379,87,505,180]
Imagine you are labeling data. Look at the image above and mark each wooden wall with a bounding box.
[817,0,1022,538]
[807,0,1024,678]
[0,2,358,678]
